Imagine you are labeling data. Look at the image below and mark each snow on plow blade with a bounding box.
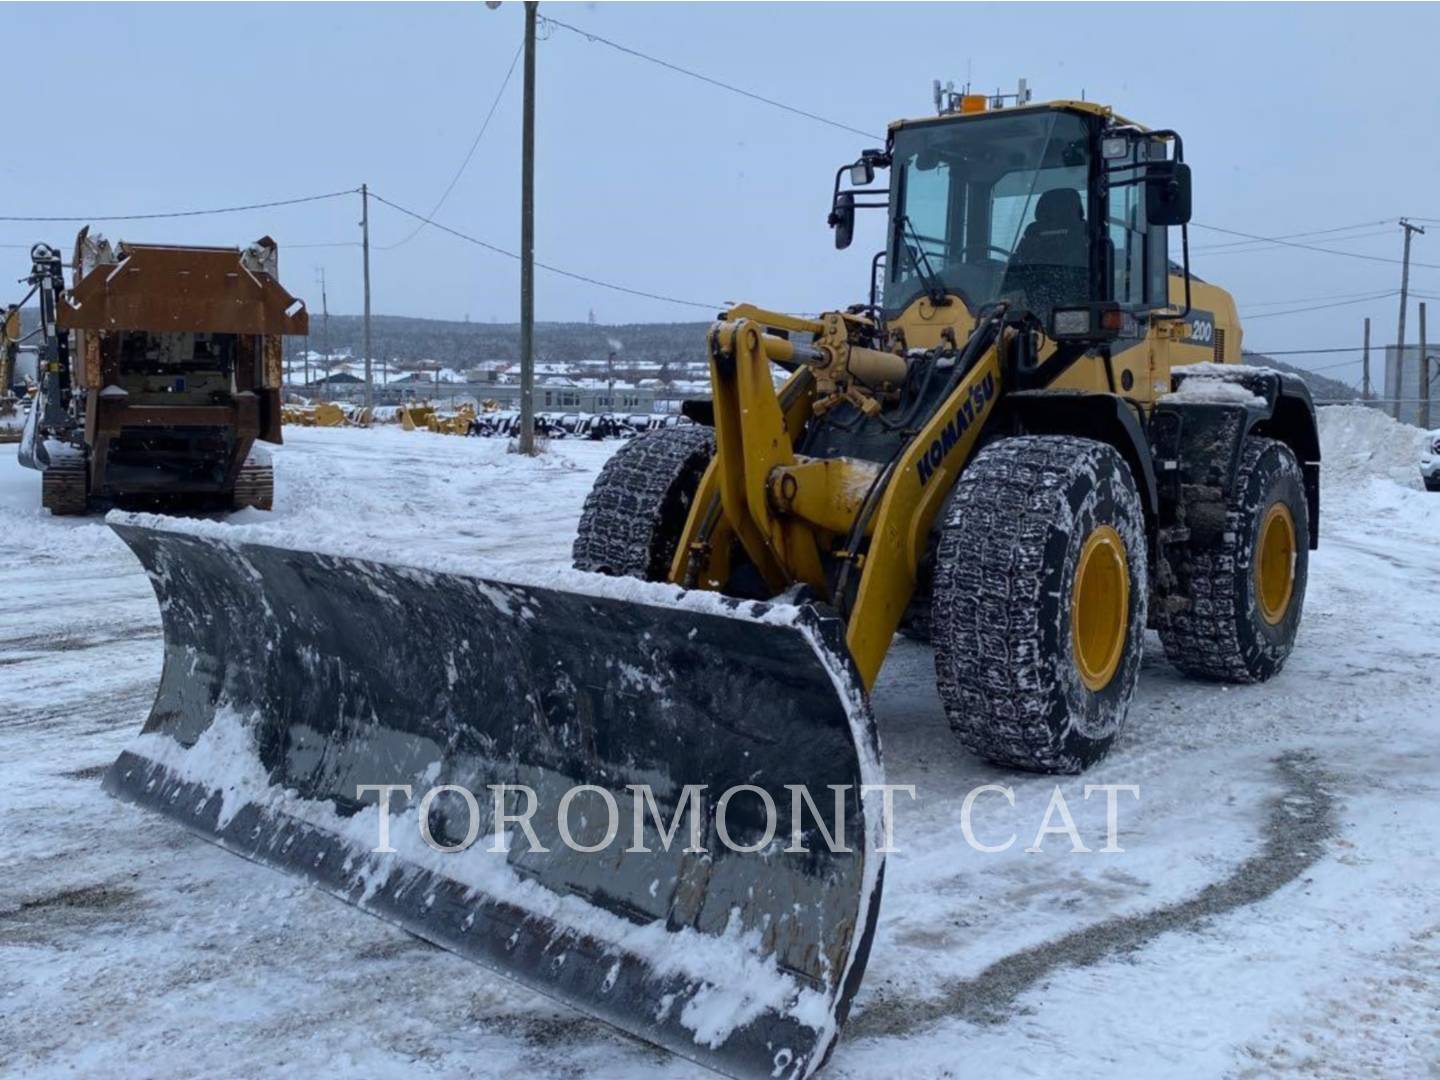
[103,519,884,1080]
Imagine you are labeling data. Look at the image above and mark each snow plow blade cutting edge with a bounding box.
[103,517,885,1080]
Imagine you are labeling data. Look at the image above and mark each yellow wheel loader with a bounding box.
[104,94,1318,1079]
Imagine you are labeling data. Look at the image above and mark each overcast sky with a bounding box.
[5,2,1439,385]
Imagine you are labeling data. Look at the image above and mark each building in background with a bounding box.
[1383,344,1439,425]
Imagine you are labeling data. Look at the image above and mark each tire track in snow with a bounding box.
[849,751,1338,1037]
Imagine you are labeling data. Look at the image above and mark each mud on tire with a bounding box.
[572,426,715,580]
[1158,437,1308,683]
[933,436,1148,773]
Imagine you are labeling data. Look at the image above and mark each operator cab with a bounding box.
[830,91,1192,343]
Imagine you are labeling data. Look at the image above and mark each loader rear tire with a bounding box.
[1158,437,1308,683]
[572,426,715,580]
[932,436,1148,773]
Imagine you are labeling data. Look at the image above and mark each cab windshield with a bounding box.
[885,109,1093,323]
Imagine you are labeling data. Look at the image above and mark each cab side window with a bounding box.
[1106,139,1173,309]
[1107,145,1147,307]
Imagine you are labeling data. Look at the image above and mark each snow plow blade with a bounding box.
[103,519,884,1080]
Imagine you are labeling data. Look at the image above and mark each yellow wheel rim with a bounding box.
[1255,502,1297,625]
[1071,524,1129,693]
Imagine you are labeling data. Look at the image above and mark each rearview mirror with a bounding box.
[848,161,875,186]
[830,191,856,250]
[1146,160,1192,227]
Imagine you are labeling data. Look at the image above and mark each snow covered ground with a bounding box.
[2,410,1437,1078]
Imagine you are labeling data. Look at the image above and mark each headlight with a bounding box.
[1052,309,1091,338]
[1101,136,1131,161]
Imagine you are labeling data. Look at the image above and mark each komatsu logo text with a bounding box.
[916,373,996,486]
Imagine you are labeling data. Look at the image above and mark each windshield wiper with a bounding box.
[899,215,951,306]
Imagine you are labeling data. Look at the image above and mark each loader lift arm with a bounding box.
[674,306,1005,688]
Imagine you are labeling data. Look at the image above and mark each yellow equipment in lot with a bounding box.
[425,402,476,435]
[399,402,436,430]
[0,306,22,443]
[282,401,370,427]
[104,92,1320,1080]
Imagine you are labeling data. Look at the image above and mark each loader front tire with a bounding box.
[572,425,715,580]
[1158,437,1308,683]
[933,436,1148,773]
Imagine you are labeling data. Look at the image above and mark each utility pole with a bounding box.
[1362,317,1371,401]
[517,0,538,454]
[1420,302,1430,430]
[318,267,331,403]
[361,184,374,412]
[1394,218,1425,419]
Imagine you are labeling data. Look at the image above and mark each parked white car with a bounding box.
[1422,431,1440,492]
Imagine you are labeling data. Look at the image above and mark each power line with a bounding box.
[1191,218,1396,253]
[369,192,720,311]
[0,188,359,223]
[543,15,882,141]
[1243,286,1406,309]
[1243,291,1398,319]
[1245,346,1365,355]
[1195,228,1396,256]
[1242,350,1367,375]
[378,39,524,252]
[1192,221,1440,270]
[1295,357,1369,373]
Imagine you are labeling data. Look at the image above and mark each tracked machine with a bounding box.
[17,231,308,513]
[104,92,1318,1079]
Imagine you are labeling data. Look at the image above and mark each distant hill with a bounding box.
[1243,351,1358,404]
[298,314,1362,404]
[13,305,1362,403]
[294,314,713,370]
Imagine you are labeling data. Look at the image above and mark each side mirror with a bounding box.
[830,191,856,250]
[1146,160,1192,226]
[848,161,875,186]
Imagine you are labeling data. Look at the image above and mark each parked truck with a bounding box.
[17,229,308,513]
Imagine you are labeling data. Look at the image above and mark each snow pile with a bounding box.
[1317,405,1429,489]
